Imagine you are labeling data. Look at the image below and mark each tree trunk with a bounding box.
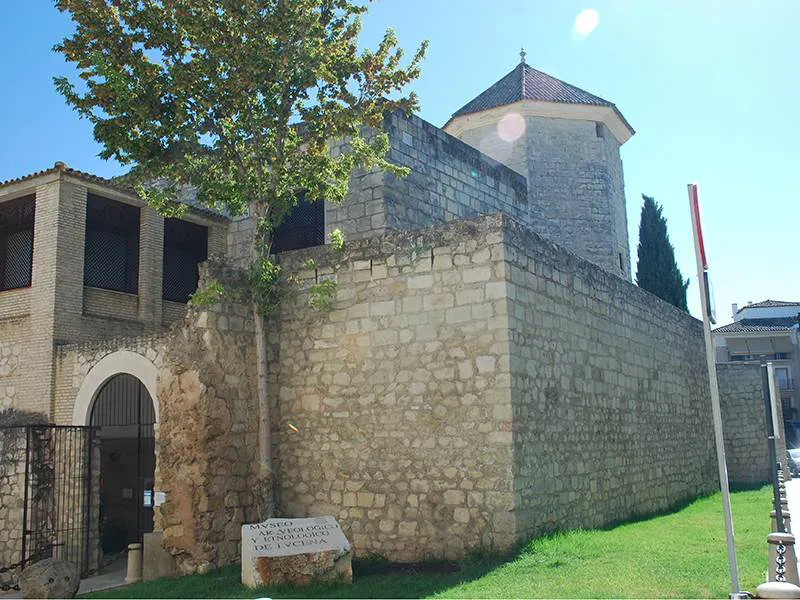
[251,211,274,517]
[253,302,273,506]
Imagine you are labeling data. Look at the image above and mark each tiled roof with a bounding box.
[451,61,627,123]
[0,162,134,194]
[0,162,228,220]
[737,300,800,312]
[713,317,798,334]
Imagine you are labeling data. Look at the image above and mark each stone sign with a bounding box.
[241,516,352,588]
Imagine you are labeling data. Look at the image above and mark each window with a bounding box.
[162,218,208,303]
[84,194,140,294]
[0,195,35,291]
[272,195,325,253]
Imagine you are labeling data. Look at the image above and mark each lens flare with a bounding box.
[497,112,526,143]
[574,9,600,37]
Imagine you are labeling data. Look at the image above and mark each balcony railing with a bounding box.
[779,378,796,392]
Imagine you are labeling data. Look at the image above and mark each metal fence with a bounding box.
[0,425,97,591]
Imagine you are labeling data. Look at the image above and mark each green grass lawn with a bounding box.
[86,487,771,599]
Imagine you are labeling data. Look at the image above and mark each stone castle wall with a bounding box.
[500,216,715,539]
[381,113,529,232]
[320,112,529,246]
[269,214,715,561]
[272,111,627,281]
[272,218,517,561]
[717,363,784,485]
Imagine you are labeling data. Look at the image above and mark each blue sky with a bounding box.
[1,0,797,324]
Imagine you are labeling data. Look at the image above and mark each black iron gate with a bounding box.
[90,373,156,552]
[0,425,97,591]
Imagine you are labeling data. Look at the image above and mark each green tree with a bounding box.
[54,0,427,509]
[635,194,689,311]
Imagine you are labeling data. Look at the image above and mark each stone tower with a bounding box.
[443,53,635,279]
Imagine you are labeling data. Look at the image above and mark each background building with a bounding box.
[713,299,800,445]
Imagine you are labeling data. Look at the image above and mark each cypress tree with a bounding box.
[635,194,689,311]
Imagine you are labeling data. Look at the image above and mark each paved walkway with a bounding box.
[76,561,129,596]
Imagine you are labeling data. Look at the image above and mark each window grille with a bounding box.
[0,195,35,291]
[84,195,140,294]
[162,218,208,303]
[272,195,325,254]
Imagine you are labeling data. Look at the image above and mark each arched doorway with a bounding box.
[89,373,156,555]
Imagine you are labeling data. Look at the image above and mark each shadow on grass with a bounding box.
[508,484,771,547]
[593,491,716,532]
[81,554,512,599]
[729,480,771,493]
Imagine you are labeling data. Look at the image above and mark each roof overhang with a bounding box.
[0,163,140,204]
[713,330,793,339]
[0,163,228,222]
[443,99,635,146]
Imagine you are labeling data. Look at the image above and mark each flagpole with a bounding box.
[688,183,740,596]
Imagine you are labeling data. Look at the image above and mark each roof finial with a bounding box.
[520,47,527,64]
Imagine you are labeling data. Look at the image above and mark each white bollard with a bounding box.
[126,543,143,584]
[756,581,800,598]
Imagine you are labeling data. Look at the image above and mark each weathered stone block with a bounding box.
[247,548,352,588]
[18,558,79,599]
[443,489,465,505]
